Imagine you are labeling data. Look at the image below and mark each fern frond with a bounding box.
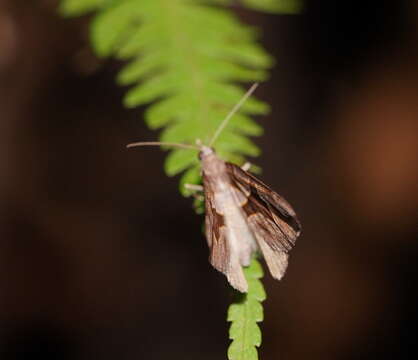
[61,0,272,190]
[228,259,266,360]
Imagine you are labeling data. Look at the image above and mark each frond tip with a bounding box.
[59,0,105,16]
[61,0,272,189]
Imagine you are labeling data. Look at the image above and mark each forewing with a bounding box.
[226,163,301,242]
[203,174,248,292]
[226,163,301,280]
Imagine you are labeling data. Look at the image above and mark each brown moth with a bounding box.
[199,145,300,292]
[128,84,301,292]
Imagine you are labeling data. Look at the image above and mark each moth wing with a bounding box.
[226,163,301,280]
[203,174,248,292]
[247,203,290,280]
[226,163,301,244]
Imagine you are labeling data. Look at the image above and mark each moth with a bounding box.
[128,84,301,292]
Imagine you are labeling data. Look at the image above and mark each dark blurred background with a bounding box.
[1,0,417,359]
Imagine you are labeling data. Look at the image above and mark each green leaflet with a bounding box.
[228,259,266,360]
[239,0,303,14]
[164,148,199,176]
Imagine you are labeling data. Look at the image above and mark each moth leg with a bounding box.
[241,162,251,171]
[184,184,204,192]
[184,183,204,201]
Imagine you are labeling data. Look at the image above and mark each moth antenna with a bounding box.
[126,141,200,151]
[208,83,259,147]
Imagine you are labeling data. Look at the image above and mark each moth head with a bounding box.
[198,145,215,160]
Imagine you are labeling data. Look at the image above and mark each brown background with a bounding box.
[1,0,417,359]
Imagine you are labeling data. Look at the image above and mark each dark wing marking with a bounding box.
[226,163,301,280]
[203,174,228,272]
[226,163,301,244]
